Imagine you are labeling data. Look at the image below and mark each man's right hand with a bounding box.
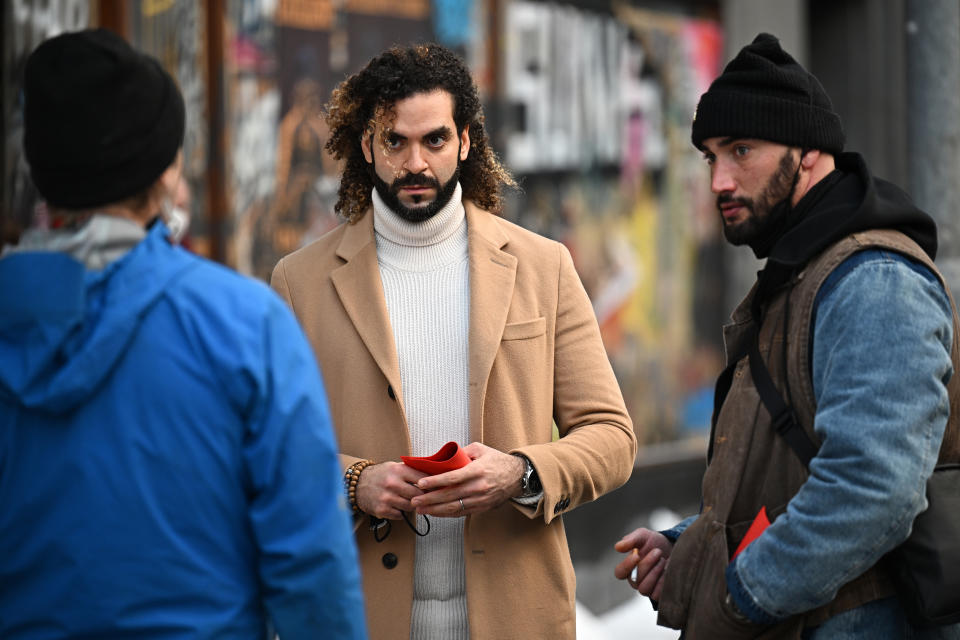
[613,528,673,601]
[356,461,428,519]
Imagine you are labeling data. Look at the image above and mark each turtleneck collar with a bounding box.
[372,182,465,248]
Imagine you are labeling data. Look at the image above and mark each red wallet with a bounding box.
[401,441,471,475]
[732,506,771,561]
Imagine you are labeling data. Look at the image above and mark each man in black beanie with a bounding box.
[0,29,367,639]
[614,33,960,638]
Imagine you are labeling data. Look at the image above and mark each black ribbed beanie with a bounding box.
[23,28,185,209]
[691,33,844,154]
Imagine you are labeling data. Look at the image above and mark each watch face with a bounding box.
[523,460,541,494]
[528,471,542,493]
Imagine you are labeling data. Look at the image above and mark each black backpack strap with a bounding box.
[747,334,818,467]
[710,280,820,469]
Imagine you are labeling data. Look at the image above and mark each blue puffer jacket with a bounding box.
[0,221,367,639]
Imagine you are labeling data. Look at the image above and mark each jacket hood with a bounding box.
[0,221,194,413]
[769,152,938,267]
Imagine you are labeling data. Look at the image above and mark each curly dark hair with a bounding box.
[325,43,516,223]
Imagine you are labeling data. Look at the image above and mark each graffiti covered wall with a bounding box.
[501,3,724,445]
[226,0,443,279]
[128,0,209,253]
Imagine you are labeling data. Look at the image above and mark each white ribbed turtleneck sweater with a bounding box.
[372,184,470,640]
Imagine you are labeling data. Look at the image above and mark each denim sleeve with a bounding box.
[245,298,368,639]
[727,250,953,620]
[661,514,698,543]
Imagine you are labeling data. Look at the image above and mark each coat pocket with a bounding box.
[658,513,711,628]
[682,521,788,640]
[501,317,546,341]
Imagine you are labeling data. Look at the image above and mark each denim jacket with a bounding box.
[658,231,960,639]
[730,248,956,636]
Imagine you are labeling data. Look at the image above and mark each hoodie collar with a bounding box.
[766,152,937,268]
[752,152,938,316]
[4,214,147,271]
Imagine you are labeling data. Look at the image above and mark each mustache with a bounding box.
[391,173,441,191]
[716,193,753,210]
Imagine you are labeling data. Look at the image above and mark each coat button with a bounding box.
[387,385,396,400]
[382,552,398,569]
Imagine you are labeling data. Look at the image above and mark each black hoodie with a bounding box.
[753,152,938,313]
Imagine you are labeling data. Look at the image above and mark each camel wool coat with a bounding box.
[270,201,637,639]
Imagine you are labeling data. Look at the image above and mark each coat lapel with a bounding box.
[330,213,404,410]
[466,202,517,442]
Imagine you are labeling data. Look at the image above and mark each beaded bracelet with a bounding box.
[343,459,374,515]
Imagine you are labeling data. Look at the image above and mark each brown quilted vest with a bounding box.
[657,229,960,639]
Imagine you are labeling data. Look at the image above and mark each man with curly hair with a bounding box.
[271,44,636,639]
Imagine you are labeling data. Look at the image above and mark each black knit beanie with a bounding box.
[691,33,844,154]
[23,28,185,209]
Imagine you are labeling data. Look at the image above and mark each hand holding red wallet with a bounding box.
[354,461,427,520]
[409,442,525,516]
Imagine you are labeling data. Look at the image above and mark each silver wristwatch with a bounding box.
[518,455,542,496]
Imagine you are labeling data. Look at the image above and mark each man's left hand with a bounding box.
[410,443,525,517]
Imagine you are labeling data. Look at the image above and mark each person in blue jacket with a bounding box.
[0,28,367,639]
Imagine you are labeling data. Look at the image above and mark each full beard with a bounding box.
[370,157,461,223]
[718,150,800,247]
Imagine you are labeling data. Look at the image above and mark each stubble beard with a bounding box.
[718,150,800,246]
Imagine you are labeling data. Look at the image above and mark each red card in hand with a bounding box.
[401,441,471,475]
[732,506,771,561]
